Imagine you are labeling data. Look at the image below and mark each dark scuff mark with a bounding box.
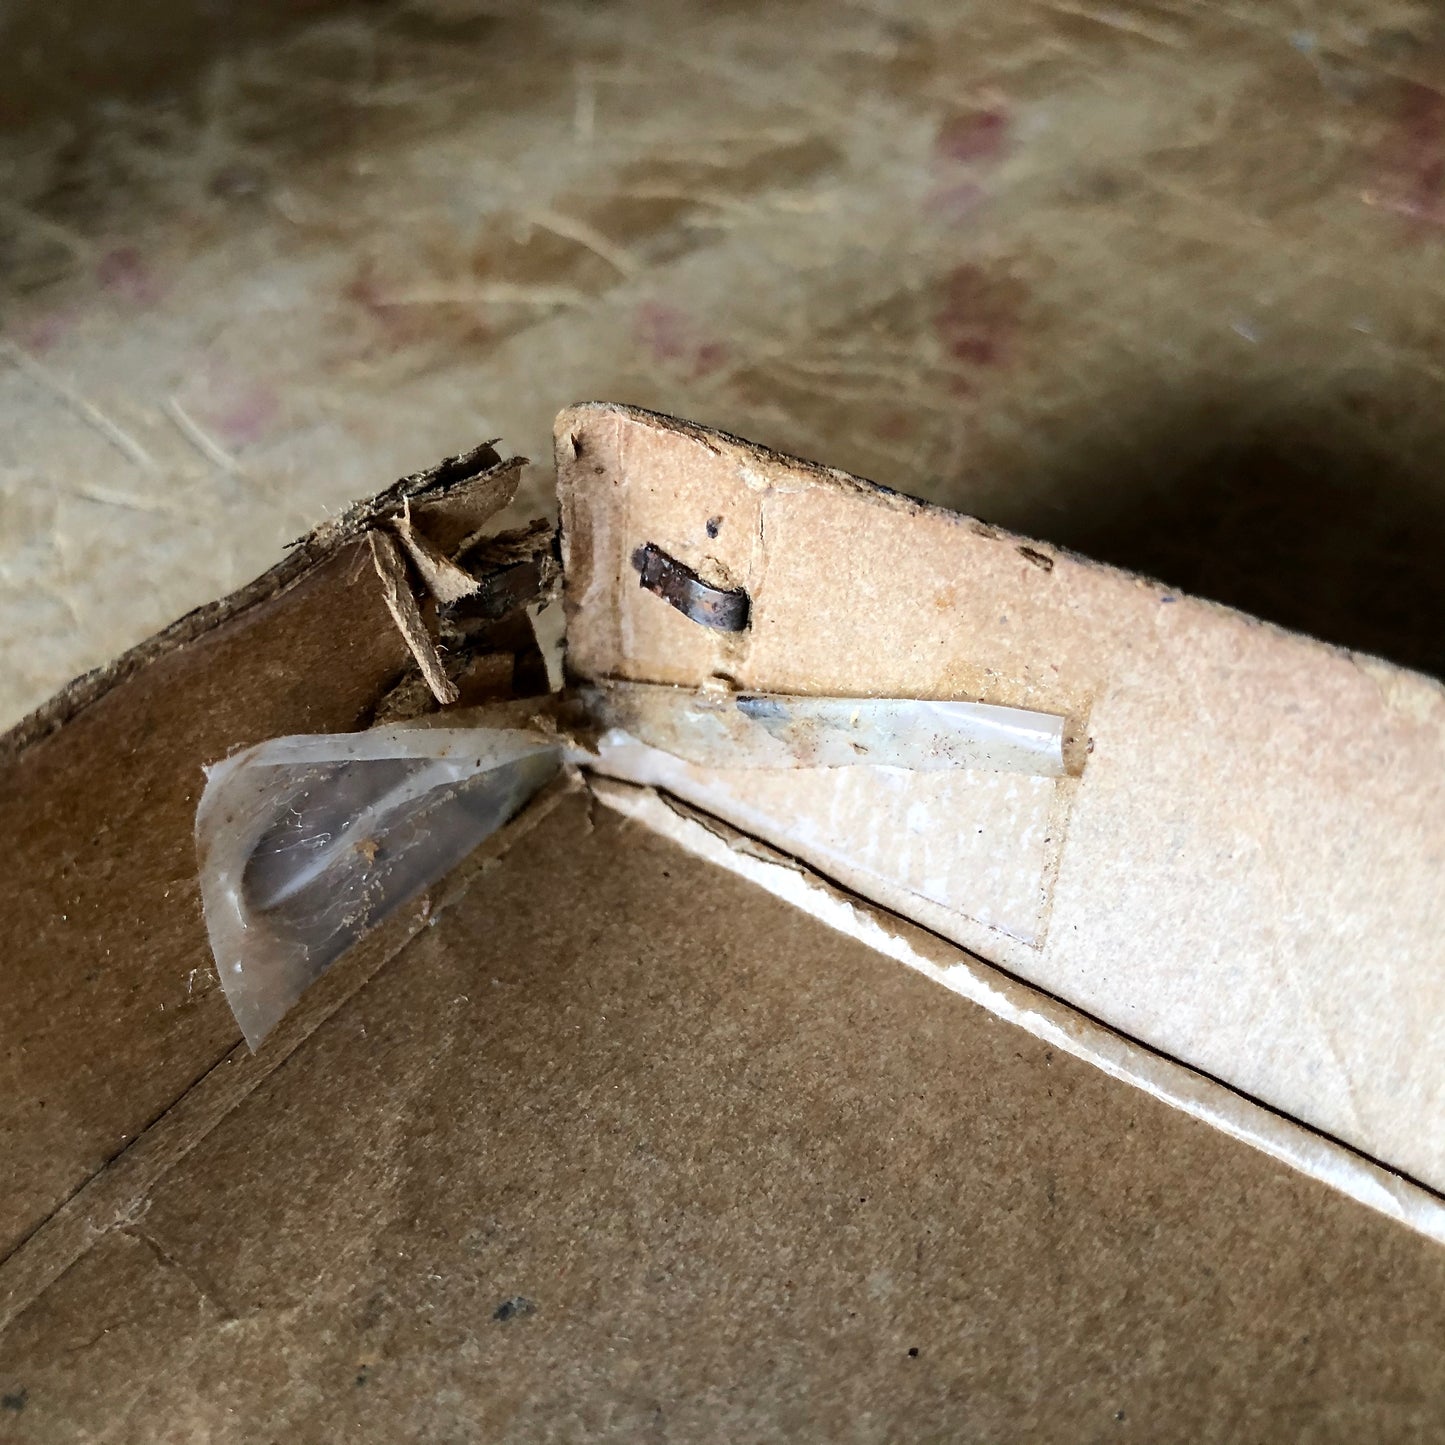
[2,1389,28,1412]
[493,1296,536,1322]
[1018,545,1055,572]
[631,542,751,631]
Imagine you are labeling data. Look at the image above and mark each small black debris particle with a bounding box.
[355,1366,370,1388]
[1115,1409,1126,1421]
[494,1296,536,1323]
[706,515,723,538]
[2,1389,27,1412]
[907,1347,920,1359]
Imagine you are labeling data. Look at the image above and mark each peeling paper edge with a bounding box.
[590,775,1445,1249]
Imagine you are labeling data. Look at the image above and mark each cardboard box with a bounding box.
[2,406,1443,1440]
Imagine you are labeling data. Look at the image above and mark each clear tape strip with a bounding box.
[197,687,1068,1045]
[197,725,560,1048]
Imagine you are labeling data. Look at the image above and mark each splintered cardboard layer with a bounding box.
[4,792,1445,1442]
[559,403,1445,1197]
[0,445,523,1264]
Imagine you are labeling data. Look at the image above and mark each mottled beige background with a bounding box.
[4,0,1445,727]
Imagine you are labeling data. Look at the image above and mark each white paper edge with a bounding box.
[589,774,1445,1249]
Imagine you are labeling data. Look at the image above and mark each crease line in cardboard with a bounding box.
[0,778,579,1338]
[589,775,1445,1249]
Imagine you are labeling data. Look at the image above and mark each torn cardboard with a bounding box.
[3,408,1445,1440]
[0,442,527,1263]
[368,529,460,705]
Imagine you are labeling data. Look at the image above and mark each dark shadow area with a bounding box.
[1008,394,1445,681]
[0,0,382,128]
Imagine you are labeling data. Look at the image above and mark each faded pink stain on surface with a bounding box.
[210,381,279,447]
[634,302,728,379]
[925,104,1009,222]
[932,262,1026,394]
[1368,80,1445,232]
[95,246,164,305]
[934,107,1010,165]
[635,301,688,362]
[876,409,915,441]
[14,309,75,354]
[691,339,727,377]
[175,359,281,449]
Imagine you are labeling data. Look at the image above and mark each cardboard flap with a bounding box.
[558,402,1445,1199]
[7,791,1445,1438]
